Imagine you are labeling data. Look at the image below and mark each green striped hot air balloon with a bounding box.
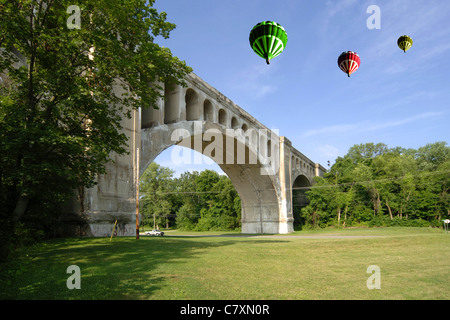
[249,21,288,64]
[397,35,413,52]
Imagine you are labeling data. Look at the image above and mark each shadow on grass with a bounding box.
[0,236,287,299]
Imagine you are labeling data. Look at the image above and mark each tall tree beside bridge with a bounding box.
[0,0,192,260]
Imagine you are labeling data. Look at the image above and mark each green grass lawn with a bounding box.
[1,227,449,300]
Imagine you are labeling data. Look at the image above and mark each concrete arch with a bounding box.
[140,122,282,234]
[292,174,311,189]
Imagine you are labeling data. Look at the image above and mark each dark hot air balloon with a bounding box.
[337,51,360,77]
[397,35,413,52]
[249,21,288,64]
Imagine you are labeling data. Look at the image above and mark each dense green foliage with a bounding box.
[0,0,191,260]
[140,163,241,231]
[300,142,449,229]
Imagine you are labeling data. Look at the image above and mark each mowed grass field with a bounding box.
[1,227,449,300]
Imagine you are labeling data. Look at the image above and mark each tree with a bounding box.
[140,162,175,229]
[412,142,449,221]
[414,158,450,221]
[416,142,450,171]
[435,160,450,220]
[326,155,356,224]
[301,177,332,228]
[352,162,382,217]
[194,170,241,231]
[346,142,389,165]
[372,152,417,219]
[195,170,220,206]
[301,142,449,229]
[205,176,241,230]
[172,171,201,229]
[0,0,192,260]
[175,203,197,230]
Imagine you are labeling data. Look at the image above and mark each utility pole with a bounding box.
[136,147,140,239]
[133,108,140,240]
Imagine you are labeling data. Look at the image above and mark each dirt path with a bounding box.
[158,233,382,239]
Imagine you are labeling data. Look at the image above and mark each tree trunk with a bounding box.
[0,217,14,262]
[0,194,29,261]
[385,200,393,220]
[344,183,353,222]
[404,190,411,220]
[13,195,29,224]
[376,190,381,216]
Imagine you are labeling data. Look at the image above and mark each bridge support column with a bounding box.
[75,103,140,237]
[278,137,294,234]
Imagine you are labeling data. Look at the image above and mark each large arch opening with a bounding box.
[140,145,231,231]
[140,125,282,234]
[292,174,311,230]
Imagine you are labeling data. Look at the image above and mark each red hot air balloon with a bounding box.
[337,51,360,77]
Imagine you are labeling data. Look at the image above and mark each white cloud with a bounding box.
[366,112,443,131]
[302,123,359,137]
[232,63,280,100]
[316,144,340,159]
[325,0,358,18]
[302,112,443,138]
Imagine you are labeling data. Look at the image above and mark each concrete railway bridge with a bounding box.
[67,73,326,236]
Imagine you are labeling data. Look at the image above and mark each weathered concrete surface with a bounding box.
[69,73,326,236]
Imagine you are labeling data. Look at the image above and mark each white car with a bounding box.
[145,229,164,236]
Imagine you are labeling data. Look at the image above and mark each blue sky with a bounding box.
[151,0,449,176]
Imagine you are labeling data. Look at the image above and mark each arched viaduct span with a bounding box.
[71,73,326,236]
